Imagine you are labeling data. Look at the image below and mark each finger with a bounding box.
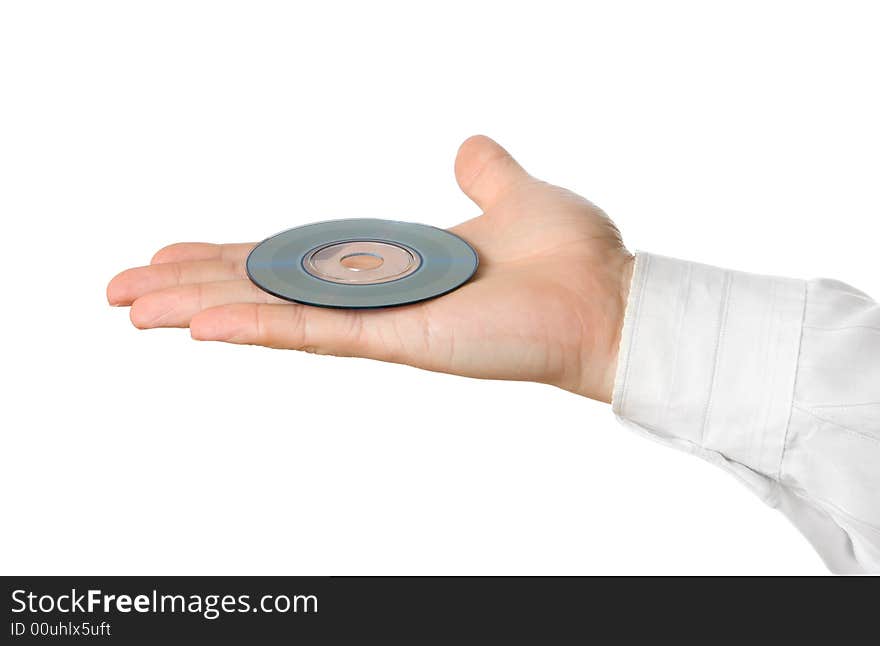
[107,260,246,306]
[454,135,531,211]
[150,242,256,265]
[191,303,366,356]
[129,280,284,329]
[190,303,425,364]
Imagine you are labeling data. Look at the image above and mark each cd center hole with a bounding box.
[339,252,384,271]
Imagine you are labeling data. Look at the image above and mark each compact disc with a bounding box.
[246,219,479,308]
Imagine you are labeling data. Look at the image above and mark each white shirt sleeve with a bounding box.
[612,252,880,573]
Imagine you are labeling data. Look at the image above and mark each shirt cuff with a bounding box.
[612,252,806,478]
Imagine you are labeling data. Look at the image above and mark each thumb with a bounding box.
[454,135,531,211]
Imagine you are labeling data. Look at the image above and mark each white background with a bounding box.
[1,1,877,575]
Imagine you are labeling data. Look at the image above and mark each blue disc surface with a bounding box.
[246,219,479,308]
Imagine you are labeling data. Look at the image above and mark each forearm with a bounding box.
[609,251,880,573]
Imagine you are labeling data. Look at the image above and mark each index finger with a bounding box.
[151,242,257,265]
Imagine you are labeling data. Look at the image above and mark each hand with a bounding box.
[107,136,634,402]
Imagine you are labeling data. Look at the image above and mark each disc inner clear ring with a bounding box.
[304,240,422,284]
[246,218,479,309]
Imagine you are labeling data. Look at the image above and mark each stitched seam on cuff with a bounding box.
[699,271,733,448]
[659,260,693,429]
[776,281,808,480]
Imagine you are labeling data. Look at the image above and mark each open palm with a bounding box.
[108,136,633,402]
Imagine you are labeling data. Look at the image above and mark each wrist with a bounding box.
[602,252,635,403]
[569,251,634,404]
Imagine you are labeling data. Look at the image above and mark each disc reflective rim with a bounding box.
[246,219,479,308]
